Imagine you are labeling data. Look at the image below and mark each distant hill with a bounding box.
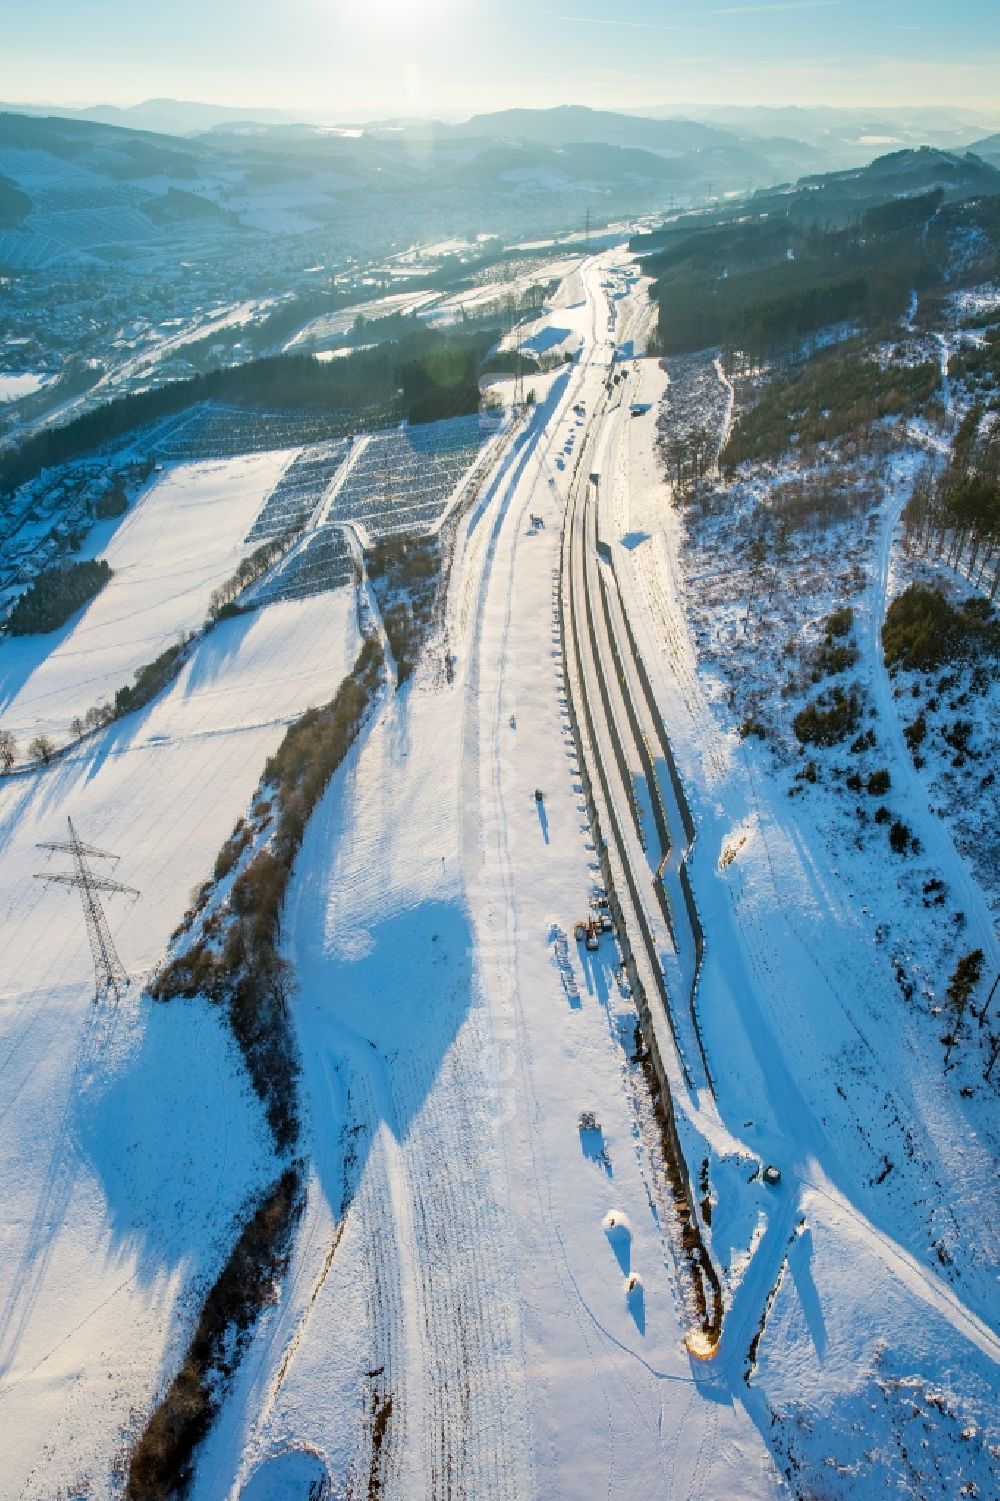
[0,96,310,137]
[969,134,1000,168]
[459,105,741,152]
[403,104,824,185]
[1,105,994,285]
[630,104,1000,165]
[0,172,31,226]
[0,104,823,276]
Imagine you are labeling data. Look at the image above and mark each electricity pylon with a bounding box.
[505,293,524,408]
[35,817,139,1003]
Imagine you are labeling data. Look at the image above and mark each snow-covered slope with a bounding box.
[0,585,357,1498]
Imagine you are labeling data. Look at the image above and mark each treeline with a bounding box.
[207,533,296,621]
[722,342,939,469]
[4,533,303,770]
[78,535,298,731]
[648,205,940,358]
[643,170,1000,362]
[127,1167,303,1501]
[127,638,386,1501]
[635,158,996,359]
[0,328,493,497]
[398,334,492,425]
[903,409,1000,599]
[113,639,190,720]
[5,558,111,635]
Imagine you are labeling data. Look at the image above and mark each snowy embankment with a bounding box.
[0,456,358,1500]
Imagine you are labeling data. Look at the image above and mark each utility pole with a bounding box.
[507,292,524,408]
[584,206,591,249]
[35,817,139,1003]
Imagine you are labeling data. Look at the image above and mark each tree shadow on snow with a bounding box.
[790,1224,827,1362]
[181,608,260,698]
[0,611,90,716]
[75,987,276,1294]
[626,1276,645,1335]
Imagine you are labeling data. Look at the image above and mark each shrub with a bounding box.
[213,825,251,882]
[7,558,112,635]
[826,606,854,638]
[114,639,189,718]
[230,850,286,953]
[942,719,974,760]
[867,768,891,795]
[207,534,293,622]
[814,639,859,676]
[904,712,927,751]
[366,534,438,585]
[28,733,55,764]
[147,940,223,1003]
[792,684,862,746]
[945,948,984,1031]
[889,818,912,854]
[883,584,998,672]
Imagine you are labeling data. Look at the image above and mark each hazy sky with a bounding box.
[2,0,998,118]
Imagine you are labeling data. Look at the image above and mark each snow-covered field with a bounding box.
[0,372,50,402]
[0,451,296,744]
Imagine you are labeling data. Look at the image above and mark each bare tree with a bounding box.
[28,733,55,766]
[0,729,16,772]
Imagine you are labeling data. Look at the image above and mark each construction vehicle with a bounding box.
[574,915,601,951]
